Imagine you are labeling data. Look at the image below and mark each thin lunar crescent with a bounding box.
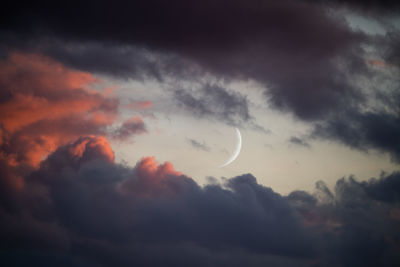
[219,128,242,168]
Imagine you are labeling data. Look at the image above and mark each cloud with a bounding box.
[2,2,400,266]
[0,52,148,169]
[1,134,400,266]
[174,84,251,126]
[384,31,400,69]
[1,0,367,120]
[288,174,400,266]
[313,108,400,162]
[1,135,315,266]
[126,100,152,110]
[316,0,400,12]
[289,136,311,148]
[0,52,120,168]
[112,116,147,141]
[187,138,210,152]
[5,0,400,159]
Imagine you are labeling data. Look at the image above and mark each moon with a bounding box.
[219,128,242,168]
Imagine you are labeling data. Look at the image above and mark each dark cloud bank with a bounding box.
[1,136,400,266]
[2,0,400,161]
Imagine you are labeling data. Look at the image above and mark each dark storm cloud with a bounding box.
[384,31,400,68]
[187,138,210,152]
[364,172,400,202]
[288,174,400,267]
[2,135,400,266]
[315,0,400,12]
[1,0,367,119]
[313,108,400,162]
[1,136,315,266]
[289,136,311,148]
[7,0,400,158]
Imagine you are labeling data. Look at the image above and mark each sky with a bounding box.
[1,0,400,266]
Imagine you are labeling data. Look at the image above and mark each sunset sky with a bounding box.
[1,1,400,266]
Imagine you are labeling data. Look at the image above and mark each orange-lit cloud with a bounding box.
[136,156,182,180]
[126,100,152,110]
[68,135,114,163]
[119,156,184,198]
[0,52,118,167]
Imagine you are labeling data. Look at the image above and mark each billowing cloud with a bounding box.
[1,136,315,266]
[0,52,148,169]
[288,174,400,266]
[1,135,400,266]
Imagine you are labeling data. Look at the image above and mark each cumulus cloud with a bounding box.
[1,136,315,266]
[1,135,400,266]
[288,174,400,267]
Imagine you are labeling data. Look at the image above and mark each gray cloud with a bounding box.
[289,136,311,148]
[112,117,147,141]
[313,108,400,162]
[187,138,210,152]
[174,84,251,126]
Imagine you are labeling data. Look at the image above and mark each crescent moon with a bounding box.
[219,128,242,168]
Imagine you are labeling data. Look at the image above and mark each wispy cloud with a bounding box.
[187,138,211,152]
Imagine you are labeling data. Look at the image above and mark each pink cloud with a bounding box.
[0,52,119,167]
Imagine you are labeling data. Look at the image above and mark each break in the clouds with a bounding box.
[1,136,400,266]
